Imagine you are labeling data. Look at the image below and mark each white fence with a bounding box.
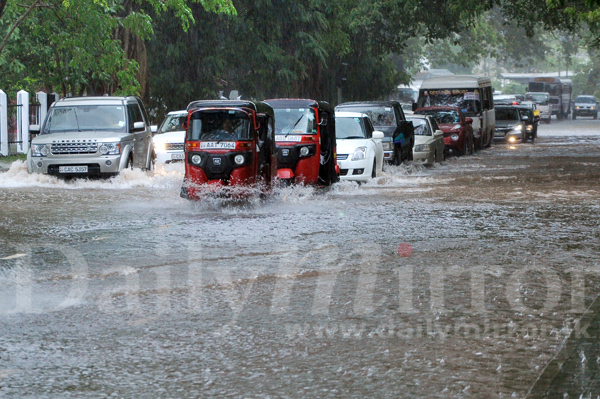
[0,91,59,156]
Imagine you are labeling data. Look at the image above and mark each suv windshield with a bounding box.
[158,113,187,134]
[187,110,252,141]
[419,89,481,116]
[338,106,396,127]
[273,108,317,135]
[43,105,127,134]
[496,108,519,121]
[336,117,367,139]
[417,109,459,124]
[575,97,596,104]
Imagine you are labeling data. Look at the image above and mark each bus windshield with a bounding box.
[273,108,317,135]
[187,110,252,141]
[419,89,481,117]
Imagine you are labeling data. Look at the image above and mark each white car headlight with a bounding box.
[99,142,121,155]
[413,144,430,152]
[382,142,393,151]
[351,146,367,161]
[32,144,50,157]
[451,134,459,141]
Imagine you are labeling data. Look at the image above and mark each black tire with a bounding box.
[594,113,598,120]
[572,113,576,120]
[407,143,414,161]
[371,159,377,178]
[393,147,401,166]
[461,139,468,156]
[124,156,133,171]
[148,151,156,172]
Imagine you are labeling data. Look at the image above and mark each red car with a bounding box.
[415,107,474,156]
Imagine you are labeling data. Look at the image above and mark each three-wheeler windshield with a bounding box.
[187,110,252,141]
[273,108,317,135]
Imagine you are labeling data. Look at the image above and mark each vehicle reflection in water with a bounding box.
[0,120,599,397]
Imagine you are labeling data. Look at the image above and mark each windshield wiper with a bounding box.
[73,109,82,132]
[342,136,365,139]
[285,115,305,137]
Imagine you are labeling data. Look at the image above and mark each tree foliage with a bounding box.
[3,0,600,119]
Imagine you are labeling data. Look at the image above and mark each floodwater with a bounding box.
[0,119,599,398]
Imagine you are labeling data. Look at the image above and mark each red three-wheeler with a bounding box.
[181,100,277,200]
[264,99,339,186]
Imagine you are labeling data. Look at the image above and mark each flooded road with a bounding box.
[0,119,599,398]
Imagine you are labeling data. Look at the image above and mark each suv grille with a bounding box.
[165,143,184,151]
[51,143,98,154]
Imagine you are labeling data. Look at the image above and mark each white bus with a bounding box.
[416,75,495,149]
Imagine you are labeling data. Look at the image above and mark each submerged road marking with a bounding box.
[0,253,27,260]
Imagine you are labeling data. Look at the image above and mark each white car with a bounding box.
[407,115,445,165]
[152,110,188,164]
[335,111,384,182]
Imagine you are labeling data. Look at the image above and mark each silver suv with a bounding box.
[28,96,156,177]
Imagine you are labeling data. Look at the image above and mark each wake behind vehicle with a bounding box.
[153,110,187,164]
[335,112,384,182]
[181,100,277,200]
[263,99,338,186]
[28,96,155,178]
[335,101,414,165]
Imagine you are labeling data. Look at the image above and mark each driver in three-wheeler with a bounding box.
[181,100,277,200]
[264,99,339,186]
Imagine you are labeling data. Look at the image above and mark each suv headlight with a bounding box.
[32,144,50,157]
[510,125,522,133]
[99,142,121,155]
[382,142,393,151]
[414,144,430,152]
[351,146,367,161]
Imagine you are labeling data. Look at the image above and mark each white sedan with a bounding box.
[335,111,384,182]
[152,110,188,164]
[407,115,445,165]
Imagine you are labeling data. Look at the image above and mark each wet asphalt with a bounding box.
[0,118,599,398]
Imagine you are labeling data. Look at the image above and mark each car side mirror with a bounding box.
[29,124,40,134]
[434,129,443,137]
[465,117,473,124]
[318,114,328,126]
[133,121,145,131]
[522,116,529,121]
[372,131,384,140]
[150,125,158,134]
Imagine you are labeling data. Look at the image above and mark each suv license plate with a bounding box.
[59,166,88,173]
[171,153,185,160]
